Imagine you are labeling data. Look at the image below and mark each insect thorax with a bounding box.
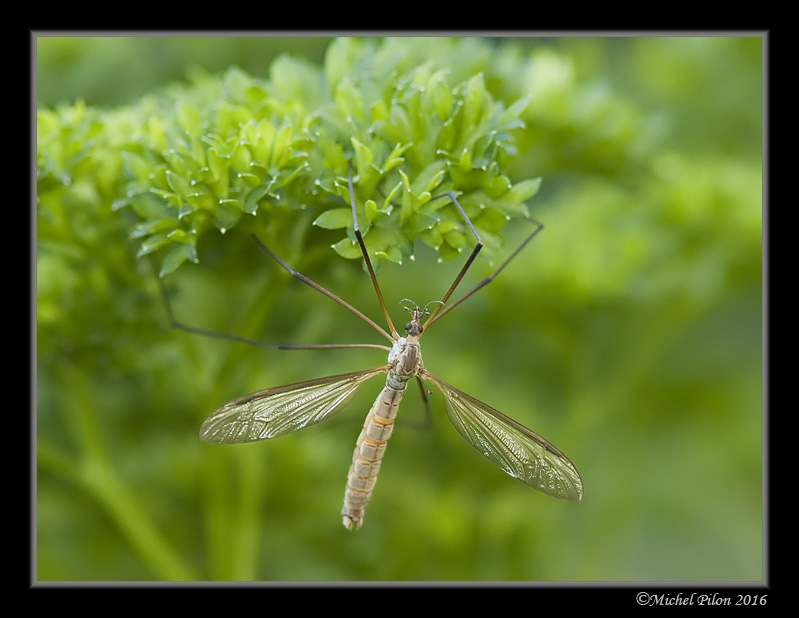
[387,337,423,385]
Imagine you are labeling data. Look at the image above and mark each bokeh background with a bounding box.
[36,35,763,582]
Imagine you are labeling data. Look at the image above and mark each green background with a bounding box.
[36,35,762,582]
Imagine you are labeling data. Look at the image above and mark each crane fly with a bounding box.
[165,166,583,530]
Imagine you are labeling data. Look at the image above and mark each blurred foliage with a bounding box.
[38,37,540,278]
[36,36,762,583]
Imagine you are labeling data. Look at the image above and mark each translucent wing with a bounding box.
[423,371,583,501]
[200,367,388,444]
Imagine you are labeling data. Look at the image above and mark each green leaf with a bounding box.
[214,199,242,232]
[364,199,380,223]
[381,142,412,173]
[411,160,447,195]
[206,146,229,181]
[335,78,366,123]
[165,170,191,195]
[324,37,363,94]
[458,147,472,170]
[507,177,542,204]
[271,122,295,168]
[313,208,352,230]
[159,241,198,277]
[496,94,531,132]
[444,229,467,250]
[463,72,487,128]
[351,137,374,178]
[429,70,454,121]
[382,181,402,213]
[437,241,461,261]
[135,233,169,258]
[177,102,202,136]
[244,183,273,215]
[331,237,363,260]
[375,245,403,263]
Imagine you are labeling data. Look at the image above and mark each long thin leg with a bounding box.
[251,235,394,344]
[422,191,484,329]
[347,165,399,338]
[425,216,544,330]
[157,273,391,352]
[394,376,433,432]
[415,375,433,430]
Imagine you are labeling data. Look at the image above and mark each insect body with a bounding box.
[177,166,583,530]
[341,304,425,529]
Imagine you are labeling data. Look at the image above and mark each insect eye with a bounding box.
[404,322,412,332]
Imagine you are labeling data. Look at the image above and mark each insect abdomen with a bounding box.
[341,380,406,530]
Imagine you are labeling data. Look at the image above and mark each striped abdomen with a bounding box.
[341,380,406,530]
[341,337,421,530]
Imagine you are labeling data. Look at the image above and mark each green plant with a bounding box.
[36,36,762,582]
[37,36,546,580]
[100,39,538,278]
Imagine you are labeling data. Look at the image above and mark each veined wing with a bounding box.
[200,366,388,444]
[422,371,583,501]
